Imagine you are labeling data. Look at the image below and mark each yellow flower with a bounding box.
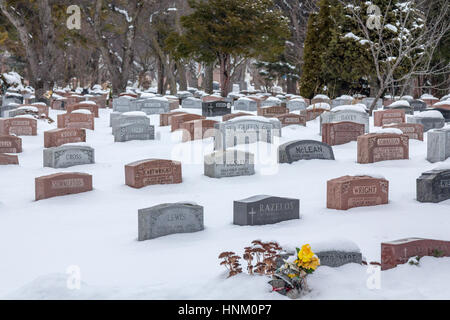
[298,244,314,262]
[287,273,297,279]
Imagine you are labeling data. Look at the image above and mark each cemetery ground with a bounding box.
[1,106,450,299]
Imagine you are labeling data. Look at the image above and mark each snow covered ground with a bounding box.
[1,107,449,300]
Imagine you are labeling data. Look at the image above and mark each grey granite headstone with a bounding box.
[278,140,335,163]
[315,251,363,267]
[204,150,255,178]
[114,123,155,142]
[234,98,258,111]
[138,202,204,240]
[202,100,232,117]
[214,117,281,150]
[2,94,23,106]
[111,113,150,134]
[407,114,445,132]
[410,100,427,112]
[112,96,135,112]
[109,112,122,127]
[133,98,170,115]
[43,145,95,168]
[233,195,300,226]
[320,110,369,134]
[331,98,353,109]
[433,108,450,122]
[417,169,450,203]
[286,99,307,112]
[181,97,202,109]
[427,127,450,163]
[361,98,382,110]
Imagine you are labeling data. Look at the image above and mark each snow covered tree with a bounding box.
[168,0,289,97]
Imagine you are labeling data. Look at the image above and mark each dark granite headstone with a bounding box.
[202,100,232,117]
[233,195,300,226]
[417,169,450,203]
[278,140,335,164]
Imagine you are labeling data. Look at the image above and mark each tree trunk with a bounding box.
[204,63,214,94]
[157,58,165,95]
[370,86,386,116]
[219,54,231,97]
[177,62,188,91]
[287,78,297,94]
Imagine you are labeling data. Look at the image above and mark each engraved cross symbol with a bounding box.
[249,208,257,225]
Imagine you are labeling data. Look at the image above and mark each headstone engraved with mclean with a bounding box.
[35,172,93,201]
[407,111,445,132]
[320,109,369,134]
[213,116,281,150]
[327,175,389,210]
[0,153,19,165]
[357,132,409,164]
[278,140,335,163]
[204,150,255,178]
[382,123,424,141]
[0,135,22,153]
[322,122,365,146]
[138,202,204,241]
[202,100,232,117]
[417,169,450,203]
[381,238,450,270]
[125,159,182,188]
[43,145,95,168]
[374,109,406,127]
[427,127,450,163]
[0,117,37,136]
[233,195,300,226]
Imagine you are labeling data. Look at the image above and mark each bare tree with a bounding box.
[343,0,449,114]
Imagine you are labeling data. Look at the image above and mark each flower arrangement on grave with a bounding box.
[270,244,320,299]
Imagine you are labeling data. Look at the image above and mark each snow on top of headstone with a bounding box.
[140,92,156,98]
[331,104,366,113]
[72,109,92,115]
[265,96,281,102]
[290,98,305,103]
[148,96,168,102]
[81,101,97,105]
[417,110,444,119]
[164,95,178,99]
[122,111,147,117]
[2,71,23,85]
[227,115,272,123]
[237,97,254,102]
[282,239,361,254]
[372,128,404,135]
[433,100,450,107]
[17,106,38,112]
[313,94,329,100]
[401,95,414,101]
[441,94,450,101]
[336,95,354,101]
[307,103,331,110]
[117,95,135,100]
[421,94,438,100]
[237,195,272,203]
[388,100,410,107]
[5,102,20,106]
[5,92,23,97]
[32,102,47,106]
[14,115,36,119]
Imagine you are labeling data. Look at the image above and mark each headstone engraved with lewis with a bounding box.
[278,140,335,163]
[138,202,204,240]
[43,145,95,168]
[233,195,300,226]
[417,169,450,203]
